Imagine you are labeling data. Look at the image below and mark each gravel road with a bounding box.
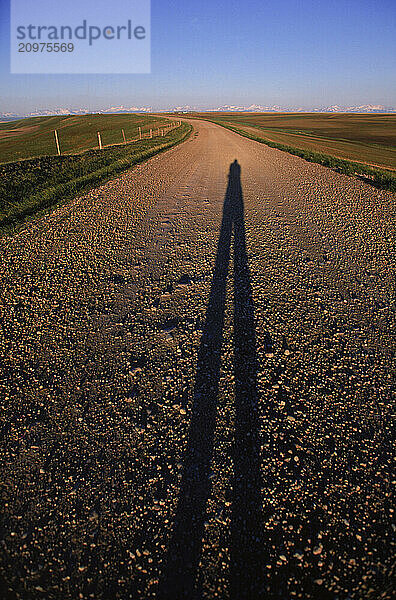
[0,120,394,600]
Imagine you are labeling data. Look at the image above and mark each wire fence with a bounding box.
[52,121,182,156]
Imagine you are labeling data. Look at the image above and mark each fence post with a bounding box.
[161,129,164,137]
[54,130,61,155]
[150,129,153,138]
[122,129,126,144]
[97,132,103,150]
[138,126,142,140]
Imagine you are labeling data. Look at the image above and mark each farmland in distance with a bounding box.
[188,112,396,171]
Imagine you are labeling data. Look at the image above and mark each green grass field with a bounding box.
[0,121,191,235]
[0,113,171,163]
[190,112,396,172]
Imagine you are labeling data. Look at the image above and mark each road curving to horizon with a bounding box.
[0,119,394,600]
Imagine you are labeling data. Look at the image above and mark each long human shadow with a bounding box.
[158,160,264,599]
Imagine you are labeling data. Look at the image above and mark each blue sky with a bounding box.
[1,0,395,113]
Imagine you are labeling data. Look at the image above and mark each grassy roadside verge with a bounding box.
[0,122,192,235]
[209,121,396,193]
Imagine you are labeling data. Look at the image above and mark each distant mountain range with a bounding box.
[0,106,153,120]
[320,104,395,113]
[1,104,394,120]
[188,104,396,113]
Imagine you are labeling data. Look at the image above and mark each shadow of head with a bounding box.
[229,159,241,178]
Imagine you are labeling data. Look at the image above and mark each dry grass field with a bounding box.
[0,114,171,164]
[0,119,191,233]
